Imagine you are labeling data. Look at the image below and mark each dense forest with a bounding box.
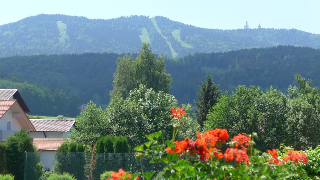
[1,14,320,58]
[0,45,320,116]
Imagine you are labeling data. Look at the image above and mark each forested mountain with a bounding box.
[0,46,319,113]
[1,14,320,58]
[0,74,80,116]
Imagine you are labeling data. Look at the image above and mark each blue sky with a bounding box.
[1,0,319,34]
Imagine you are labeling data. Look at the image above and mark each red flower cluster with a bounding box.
[232,133,250,151]
[224,148,249,165]
[267,149,280,165]
[169,107,186,119]
[107,168,139,180]
[267,149,308,165]
[283,150,308,164]
[165,128,228,161]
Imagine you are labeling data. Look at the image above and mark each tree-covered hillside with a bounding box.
[0,46,319,110]
[1,14,320,58]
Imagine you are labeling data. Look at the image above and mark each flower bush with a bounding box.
[106,107,314,180]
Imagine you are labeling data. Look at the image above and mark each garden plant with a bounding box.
[103,107,314,179]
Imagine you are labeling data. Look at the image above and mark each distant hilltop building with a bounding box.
[244,21,249,29]
[258,23,261,29]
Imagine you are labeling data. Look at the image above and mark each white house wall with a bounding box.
[38,151,56,170]
[29,131,71,139]
[0,110,22,141]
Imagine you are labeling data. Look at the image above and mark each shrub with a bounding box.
[103,136,114,153]
[46,173,76,180]
[0,174,14,180]
[100,171,112,180]
[5,129,40,180]
[0,143,6,174]
[301,145,320,178]
[114,136,129,153]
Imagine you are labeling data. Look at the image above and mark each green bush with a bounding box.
[54,141,85,180]
[5,129,40,180]
[104,136,114,153]
[100,171,112,180]
[0,143,6,174]
[0,174,14,180]
[46,173,76,180]
[96,137,105,153]
[114,136,129,153]
[301,145,320,178]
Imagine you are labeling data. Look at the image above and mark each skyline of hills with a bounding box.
[1,14,320,58]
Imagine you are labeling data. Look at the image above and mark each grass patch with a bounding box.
[56,21,69,44]
[172,29,193,49]
[139,28,151,44]
[150,18,178,58]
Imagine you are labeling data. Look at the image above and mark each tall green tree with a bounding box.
[71,102,110,146]
[111,43,172,99]
[108,84,176,148]
[194,75,221,129]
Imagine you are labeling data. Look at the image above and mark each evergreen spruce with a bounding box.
[195,75,221,129]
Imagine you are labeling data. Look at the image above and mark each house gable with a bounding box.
[0,89,30,113]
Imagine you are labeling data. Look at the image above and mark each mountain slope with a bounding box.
[0,46,320,107]
[1,14,320,58]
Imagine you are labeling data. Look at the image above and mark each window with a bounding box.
[7,121,11,130]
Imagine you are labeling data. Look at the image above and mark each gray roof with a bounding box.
[0,89,18,100]
[30,119,75,132]
[0,89,30,113]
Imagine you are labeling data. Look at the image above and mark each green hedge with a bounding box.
[46,173,76,180]
[114,136,129,153]
[0,143,6,174]
[0,174,14,180]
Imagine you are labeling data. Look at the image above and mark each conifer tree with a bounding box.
[195,75,221,129]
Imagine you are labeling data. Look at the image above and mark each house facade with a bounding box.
[0,89,35,141]
[0,89,75,170]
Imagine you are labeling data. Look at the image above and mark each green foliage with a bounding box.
[0,174,14,180]
[46,173,76,180]
[205,86,288,151]
[5,129,40,180]
[113,136,129,153]
[301,145,320,178]
[286,75,320,149]
[194,75,221,129]
[175,104,200,141]
[96,136,114,153]
[71,102,110,146]
[107,84,177,148]
[0,143,6,174]
[205,74,320,151]
[0,76,80,117]
[111,43,172,99]
[54,141,85,180]
[100,171,112,180]
[26,115,45,119]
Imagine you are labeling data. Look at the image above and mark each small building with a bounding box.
[0,89,75,170]
[0,89,35,141]
[29,119,75,170]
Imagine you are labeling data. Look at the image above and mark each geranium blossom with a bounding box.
[169,107,186,119]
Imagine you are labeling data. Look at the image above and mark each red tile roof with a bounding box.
[33,138,69,151]
[0,100,16,119]
[30,119,75,132]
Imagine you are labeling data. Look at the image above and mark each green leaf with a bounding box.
[144,141,153,148]
[143,171,155,180]
[134,145,144,152]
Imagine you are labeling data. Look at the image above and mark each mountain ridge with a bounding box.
[1,14,320,58]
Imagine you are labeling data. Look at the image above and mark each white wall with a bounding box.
[39,151,56,170]
[0,110,22,141]
[29,131,71,139]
